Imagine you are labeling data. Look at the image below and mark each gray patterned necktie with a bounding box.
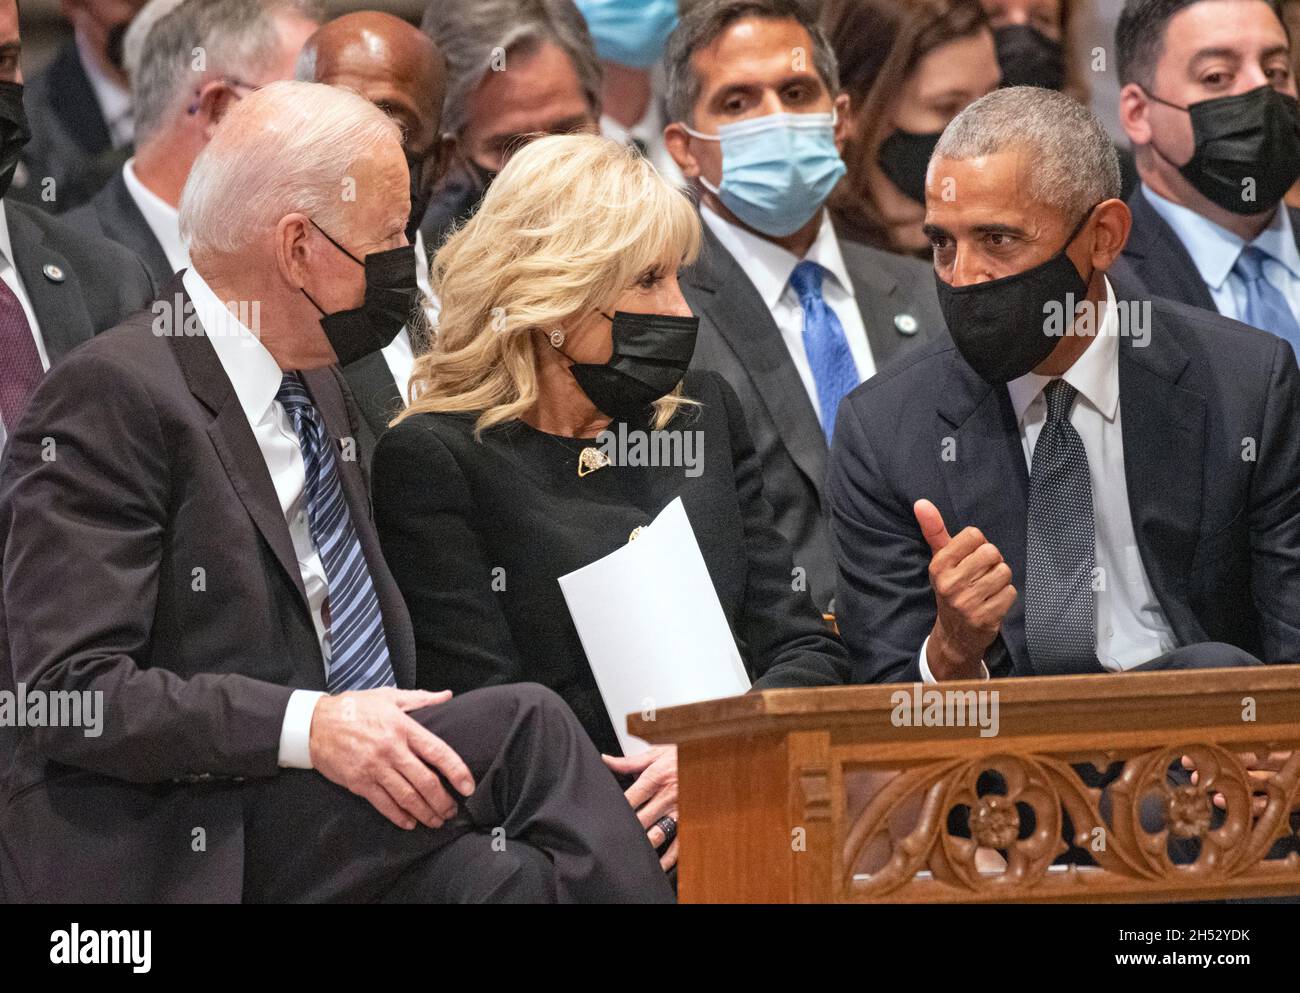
[1024,379,1099,674]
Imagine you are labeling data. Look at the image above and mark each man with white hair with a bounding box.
[0,80,673,903]
[64,0,323,285]
[828,86,1300,685]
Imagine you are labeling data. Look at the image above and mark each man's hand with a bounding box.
[603,745,678,871]
[1183,750,1292,816]
[309,688,476,831]
[916,499,1016,680]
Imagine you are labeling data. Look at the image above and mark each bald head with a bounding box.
[299,11,447,162]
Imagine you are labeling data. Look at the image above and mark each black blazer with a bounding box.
[827,276,1300,683]
[342,350,403,460]
[62,168,175,287]
[5,197,155,363]
[0,278,416,901]
[1112,186,1300,313]
[371,370,850,756]
[682,221,945,610]
[12,40,124,214]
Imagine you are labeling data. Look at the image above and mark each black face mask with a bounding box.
[935,206,1097,385]
[994,25,1066,91]
[300,219,420,366]
[0,81,32,200]
[1146,85,1300,215]
[878,128,942,205]
[406,151,437,243]
[562,310,699,423]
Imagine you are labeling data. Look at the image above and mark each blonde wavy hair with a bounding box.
[397,133,703,435]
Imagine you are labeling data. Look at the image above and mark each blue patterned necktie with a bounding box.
[1233,245,1300,356]
[276,373,396,692]
[1024,380,1098,674]
[789,260,860,443]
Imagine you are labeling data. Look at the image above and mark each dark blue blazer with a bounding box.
[827,275,1300,683]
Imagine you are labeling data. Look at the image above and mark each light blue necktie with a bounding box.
[1233,245,1300,357]
[277,373,396,693]
[790,260,859,443]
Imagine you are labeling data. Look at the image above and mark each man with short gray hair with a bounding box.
[0,79,674,904]
[417,0,602,247]
[829,85,1300,686]
[63,0,322,285]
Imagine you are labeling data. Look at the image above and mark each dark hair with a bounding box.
[821,0,989,250]
[663,0,840,125]
[1117,0,1286,88]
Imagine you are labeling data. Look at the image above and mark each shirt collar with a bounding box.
[182,266,283,425]
[122,159,189,271]
[0,199,16,274]
[700,204,856,310]
[1141,183,1300,288]
[1006,275,1121,424]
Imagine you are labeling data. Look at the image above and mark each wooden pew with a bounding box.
[629,666,1300,903]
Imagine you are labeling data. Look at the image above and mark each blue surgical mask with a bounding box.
[683,111,847,238]
[575,0,679,70]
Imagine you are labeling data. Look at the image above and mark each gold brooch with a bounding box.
[577,446,610,478]
[628,526,645,543]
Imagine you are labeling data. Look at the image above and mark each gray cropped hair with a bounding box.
[933,87,1122,218]
[133,0,325,145]
[421,0,602,138]
[179,80,402,258]
[122,0,186,85]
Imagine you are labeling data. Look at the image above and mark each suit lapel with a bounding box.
[5,202,96,362]
[936,360,1032,672]
[687,224,829,489]
[1116,299,1204,639]
[840,242,915,368]
[342,350,402,440]
[166,283,312,613]
[99,171,174,287]
[1122,190,1218,312]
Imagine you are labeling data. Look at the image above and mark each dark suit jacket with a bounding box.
[828,276,1300,683]
[1112,186,1300,313]
[342,350,403,461]
[682,221,946,610]
[0,278,416,901]
[5,197,155,363]
[62,168,174,287]
[12,41,125,214]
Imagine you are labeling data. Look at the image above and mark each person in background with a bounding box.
[417,0,602,250]
[980,0,1141,196]
[1111,0,1300,356]
[63,0,322,286]
[1282,0,1300,208]
[822,0,1002,255]
[0,0,154,453]
[1,81,672,904]
[574,0,686,184]
[11,0,145,211]
[829,85,1299,686]
[120,0,183,84]
[662,0,945,613]
[296,10,448,450]
[372,134,851,875]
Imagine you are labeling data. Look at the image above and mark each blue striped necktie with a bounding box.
[789,260,860,443]
[276,373,396,693]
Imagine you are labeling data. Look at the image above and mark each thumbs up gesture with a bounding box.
[915,499,1017,680]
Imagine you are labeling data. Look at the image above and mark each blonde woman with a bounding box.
[372,134,849,874]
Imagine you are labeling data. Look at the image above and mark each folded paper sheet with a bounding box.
[558,497,752,755]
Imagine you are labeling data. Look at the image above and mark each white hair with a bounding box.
[933,86,1122,217]
[179,80,402,258]
[132,0,324,144]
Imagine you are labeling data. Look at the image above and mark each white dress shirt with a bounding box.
[76,30,133,148]
[380,229,439,404]
[1141,185,1300,328]
[700,204,878,426]
[0,200,49,451]
[121,159,189,273]
[601,102,686,188]
[919,277,1177,681]
[183,266,329,768]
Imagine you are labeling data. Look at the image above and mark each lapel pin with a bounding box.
[42,263,65,283]
[894,313,918,335]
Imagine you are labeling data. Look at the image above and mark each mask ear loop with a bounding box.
[1136,87,1193,172]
